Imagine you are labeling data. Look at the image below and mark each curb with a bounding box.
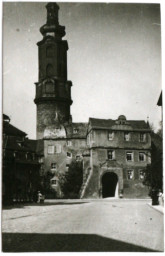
[147,203,164,214]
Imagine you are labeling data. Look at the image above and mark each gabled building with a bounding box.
[33,2,151,199]
[81,115,151,199]
[3,114,44,204]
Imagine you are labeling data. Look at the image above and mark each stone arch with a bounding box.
[101,172,118,198]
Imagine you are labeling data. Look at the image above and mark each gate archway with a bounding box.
[102,172,118,198]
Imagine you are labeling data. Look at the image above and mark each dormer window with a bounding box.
[108,131,114,140]
[124,132,130,141]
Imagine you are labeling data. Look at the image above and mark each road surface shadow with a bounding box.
[2,233,161,252]
[3,201,89,210]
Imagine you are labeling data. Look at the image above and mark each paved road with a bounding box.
[2,199,164,252]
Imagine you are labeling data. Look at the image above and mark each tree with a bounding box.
[42,171,56,198]
[59,160,83,199]
[143,131,163,195]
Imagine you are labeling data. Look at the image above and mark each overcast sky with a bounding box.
[3,2,162,139]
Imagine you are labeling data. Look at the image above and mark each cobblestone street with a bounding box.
[2,199,164,252]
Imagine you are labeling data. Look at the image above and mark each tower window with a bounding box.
[48,145,54,154]
[108,131,114,140]
[46,46,54,57]
[107,150,115,160]
[124,132,130,141]
[127,170,134,180]
[139,152,146,162]
[126,152,133,161]
[46,64,53,77]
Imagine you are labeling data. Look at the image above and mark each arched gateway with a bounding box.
[102,172,118,198]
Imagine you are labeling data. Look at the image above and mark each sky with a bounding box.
[3,1,162,139]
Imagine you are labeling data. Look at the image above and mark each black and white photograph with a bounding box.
[2,1,164,252]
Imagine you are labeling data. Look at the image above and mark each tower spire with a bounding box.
[40,2,65,39]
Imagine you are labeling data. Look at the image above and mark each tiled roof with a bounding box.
[3,122,27,137]
[89,118,150,131]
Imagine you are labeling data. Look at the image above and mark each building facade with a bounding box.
[3,114,44,204]
[34,3,151,199]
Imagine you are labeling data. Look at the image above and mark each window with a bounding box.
[55,145,61,154]
[67,152,72,158]
[48,145,54,154]
[73,128,78,134]
[76,155,81,161]
[66,164,70,168]
[108,131,114,140]
[139,152,146,162]
[127,170,134,180]
[67,140,72,146]
[126,152,133,161]
[124,132,130,141]
[107,150,115,160]
[140,133,146,142]
[13,151,17,158]
[51,163,56,170]
[51,179,57,185]
[139,170,145,180]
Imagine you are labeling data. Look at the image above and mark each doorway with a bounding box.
[102,172,118,198]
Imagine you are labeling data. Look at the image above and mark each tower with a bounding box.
[34,2,73,139]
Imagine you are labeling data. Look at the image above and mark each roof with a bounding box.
[66,123,88,138]
[89,118,150,131]
[3,137,44,156]
[3,122,27,137]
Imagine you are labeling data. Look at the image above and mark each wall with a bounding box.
[83,128,151,199]
[43,137,87,197]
